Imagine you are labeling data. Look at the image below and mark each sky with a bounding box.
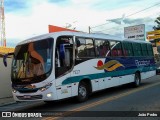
[3,0,160,47]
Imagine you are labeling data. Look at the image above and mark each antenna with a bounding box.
[0,0,6,47]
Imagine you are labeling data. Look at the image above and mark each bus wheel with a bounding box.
[77,82,89,102]
[133,73,141,87]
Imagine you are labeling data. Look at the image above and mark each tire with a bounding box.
[77,82,89,102]
[133,73,141,87]
[44,101,55,104]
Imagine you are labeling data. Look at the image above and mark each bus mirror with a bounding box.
[60,44,65,59]
[3,54,8,67]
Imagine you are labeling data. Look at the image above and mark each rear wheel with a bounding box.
[133,73,141,87]
[77,82,89,102]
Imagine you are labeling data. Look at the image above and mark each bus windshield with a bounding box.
[11,38,53,84]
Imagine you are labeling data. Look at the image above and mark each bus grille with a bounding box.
[17,89,38,93]
[16,95,42,100]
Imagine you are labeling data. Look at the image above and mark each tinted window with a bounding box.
[12,38,53,84]
[76,37,95,58]
[132,43,142,56]
[95,39,110,57]
[110,41,123,56]
[123,42,133,56]
[141,43,148,56]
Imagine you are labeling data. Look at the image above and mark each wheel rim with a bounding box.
[79,86,87,98]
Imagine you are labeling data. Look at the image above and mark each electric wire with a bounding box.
[91,2,160,31]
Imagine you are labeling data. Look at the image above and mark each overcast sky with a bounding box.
[4,0,160,47]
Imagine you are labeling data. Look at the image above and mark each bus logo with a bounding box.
[24,84,36,89]
[94,60,124,71]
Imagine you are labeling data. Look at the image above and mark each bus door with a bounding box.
[55,36,74,99]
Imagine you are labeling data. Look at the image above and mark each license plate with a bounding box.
[24,95,31,98]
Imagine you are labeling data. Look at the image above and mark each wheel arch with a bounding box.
[79,78,92,95]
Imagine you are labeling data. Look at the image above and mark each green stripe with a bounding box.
[62,66,156,85]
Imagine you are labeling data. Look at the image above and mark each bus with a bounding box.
[5,31,156,102]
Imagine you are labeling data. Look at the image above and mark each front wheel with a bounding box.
[133,73,141,87]
[76,82,89,102]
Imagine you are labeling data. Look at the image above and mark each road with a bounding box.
[1,75,160,120]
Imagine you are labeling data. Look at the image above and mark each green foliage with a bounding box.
[153,16,160,30]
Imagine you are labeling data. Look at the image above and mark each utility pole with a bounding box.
[0,0,6,47]
[88,26,91,34]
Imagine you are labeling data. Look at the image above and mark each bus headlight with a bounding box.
[47,93,52,98]
[39,83,52,92]
[12,89,17,93]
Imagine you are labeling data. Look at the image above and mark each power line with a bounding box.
[91,2,160,29]
[92,13,160,33]
[91,22,110,29]
[126,2,160,18]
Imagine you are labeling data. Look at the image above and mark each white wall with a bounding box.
[0,58,12,98]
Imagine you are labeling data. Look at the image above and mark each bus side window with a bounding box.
[76,37,95,58]
[112,49,117,56]
[123,42,133,56]
[141,43,148,56]
[123,49,128,56]
[95,46,100,56]
[110,41,123,57]
[132,43,142,56]
[95,39,110,57]
[100,45,105,56]
[117,49,122,56]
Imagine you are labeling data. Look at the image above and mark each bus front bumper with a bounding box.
[12,87,57,101]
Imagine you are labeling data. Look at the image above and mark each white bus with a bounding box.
[5,31,156,102]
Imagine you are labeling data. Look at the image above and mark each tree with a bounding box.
[153,16,160,30]
[153,16,160,61]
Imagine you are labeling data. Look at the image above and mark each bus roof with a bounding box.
[17,31,150,46]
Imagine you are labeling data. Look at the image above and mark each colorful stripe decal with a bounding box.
[94,60,124,71]
[62,66,156,85]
